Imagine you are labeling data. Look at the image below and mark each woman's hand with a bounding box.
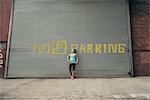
[76,61,78,64]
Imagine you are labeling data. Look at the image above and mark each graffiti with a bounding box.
[32,40,127,54]
[136,38,150,49]
[0,49,3,69]
[140,52,150,64]
[137,39,145,47]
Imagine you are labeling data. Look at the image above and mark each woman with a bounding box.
[67,49,79,79]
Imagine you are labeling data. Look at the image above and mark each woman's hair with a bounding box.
[73,49,77,53]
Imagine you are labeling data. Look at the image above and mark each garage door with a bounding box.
[5,0,133,78]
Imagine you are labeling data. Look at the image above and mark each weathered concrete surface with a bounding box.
[0,77,150,100]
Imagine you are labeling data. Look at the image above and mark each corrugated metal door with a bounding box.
[6,0,133,78]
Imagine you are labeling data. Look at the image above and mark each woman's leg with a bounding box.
[69,64,72,78]
[72,64,76,79]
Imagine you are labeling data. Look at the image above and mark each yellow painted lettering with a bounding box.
[33,44,42,53]
[95,44,102,54]
[103,44,107,53]
[71,44,78,51]
[118,44,126,53]
[41,44,51,54]
[87,44,93,54]
[108,44,117,53]
[80,44,86,53]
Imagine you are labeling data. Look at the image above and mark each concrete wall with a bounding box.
[0,0,149,77]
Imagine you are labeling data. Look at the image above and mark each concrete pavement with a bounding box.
[0,77,150,100]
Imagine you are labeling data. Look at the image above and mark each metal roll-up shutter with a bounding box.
[6,0,133,78]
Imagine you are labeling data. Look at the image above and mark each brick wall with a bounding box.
[0,0,11,77]
[130,0,150,76]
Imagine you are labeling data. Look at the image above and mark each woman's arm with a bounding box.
[75,54,79,64]
[67,54,70,63]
